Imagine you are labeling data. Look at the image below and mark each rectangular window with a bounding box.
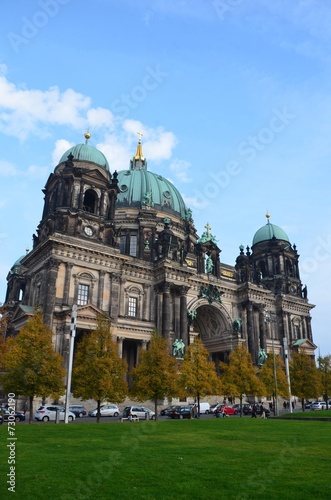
[128,297,137,317]
[129,235,137,257]
[77,284,89,306]
[119,235,126,254]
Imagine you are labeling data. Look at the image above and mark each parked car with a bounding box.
[88,404,120,417]
[311,401,327,411]
[168,405,192,419]
[69,405,87,417]
[304,401,313,409]
[160,406,176,416]
[34,405,75,422]
[215,405,238,416]
[0,407,25,422]
[122,406,155,420]
[233,403,252,414]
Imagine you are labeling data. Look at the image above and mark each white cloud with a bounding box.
[182,195,209,210]
[0,160,17,176]
[169,158,192,183]
[87,108,114,130]
[0,75,116,141]
[52,139,74,166]
[26,164,50,179]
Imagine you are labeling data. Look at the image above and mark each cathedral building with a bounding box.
[3,134,316,375]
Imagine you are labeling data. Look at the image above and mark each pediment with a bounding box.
[292,338,317,354]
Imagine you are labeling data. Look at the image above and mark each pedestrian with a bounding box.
[24,402,28,415]
[260,404,266,419]
[193,404,199,419]
[127,407,133,421]
[251,404,257,418]
[291,401,295,410]
[0,406,3,425]
[269,402,273,411]
[283,401,287,411]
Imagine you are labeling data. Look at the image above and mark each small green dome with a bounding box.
[59,143,109,171]
[9,255,25,275]
[116,168,188,219]
[252,222,290,246]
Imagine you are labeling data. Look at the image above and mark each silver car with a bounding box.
[88,404,120,417]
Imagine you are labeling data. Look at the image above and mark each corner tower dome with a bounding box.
[116,137,188,220]
[252,213,290,246]
[59,133,109,171]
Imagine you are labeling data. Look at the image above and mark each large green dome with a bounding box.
[252,222,290,246]
[59,143,109,171]
[116,168,188,219]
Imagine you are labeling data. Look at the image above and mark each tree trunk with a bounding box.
[29,395,34,424]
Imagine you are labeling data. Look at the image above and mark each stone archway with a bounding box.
[187,298,240,369]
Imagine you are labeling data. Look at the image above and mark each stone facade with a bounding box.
[3,138,316,376]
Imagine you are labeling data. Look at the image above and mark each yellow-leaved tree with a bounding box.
[180,337,221,414]
[72,315,128,422]
[0,312,65,423]
[130,331,180,420]
[220,344,265,416]
[259,351,289,412]
[290,351,321,411]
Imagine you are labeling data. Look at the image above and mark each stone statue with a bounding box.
[172,338,185,358]
[257,349,268,366]
[233,318,242,333]
[205,256,214,274]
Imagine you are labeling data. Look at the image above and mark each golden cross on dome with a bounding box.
[137,131,144,142]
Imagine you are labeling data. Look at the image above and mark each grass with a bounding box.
[1,417,331,499]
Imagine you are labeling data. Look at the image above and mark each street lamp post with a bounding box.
[265,310,279,416]
[283,337,293,414]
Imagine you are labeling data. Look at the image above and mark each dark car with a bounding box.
[0,407,25,422]
[69,405,87,417]
[168,405,192,419]
[160,405,177,416]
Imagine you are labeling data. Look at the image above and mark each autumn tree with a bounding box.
[180,337,221,414]
[130,332,180,420]
[259,351,289,412]
[0,312,65,423]
[72,315,127,422]
[317,354,331,408]
[220,344,265,416]
[290,351,321,410]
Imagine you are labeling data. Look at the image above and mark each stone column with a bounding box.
[43,258,59,327]
[97,270,106,310]
[162,282,171,340]
[142,284,150,321]
[246,303,254,358]
[259,309,266,350]
[117,336,124,358]
[180,286,188,346]
[63,262,73,305]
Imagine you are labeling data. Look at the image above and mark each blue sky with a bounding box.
[1,0,331,355]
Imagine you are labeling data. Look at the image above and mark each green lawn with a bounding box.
[1,417,331,499]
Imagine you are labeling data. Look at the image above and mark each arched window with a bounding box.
[83,189,97,214]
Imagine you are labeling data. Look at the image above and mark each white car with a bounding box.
[311,401,327,410]
[34,405,76,422]
[88,404,120,417]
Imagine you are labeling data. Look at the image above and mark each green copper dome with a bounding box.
[252,222,290,246]
[116,168,188,219]
[59,143,109,171]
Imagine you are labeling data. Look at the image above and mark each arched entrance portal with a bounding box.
[188,300,241,372]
